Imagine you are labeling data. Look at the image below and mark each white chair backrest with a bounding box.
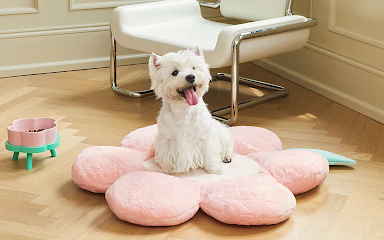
[220,0,289,21]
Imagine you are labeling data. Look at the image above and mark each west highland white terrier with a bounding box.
[149,47,234,174]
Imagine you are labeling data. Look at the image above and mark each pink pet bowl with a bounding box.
[7,117,57,147]
[6,118,60,170]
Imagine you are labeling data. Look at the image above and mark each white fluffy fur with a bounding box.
[149,48,234,174]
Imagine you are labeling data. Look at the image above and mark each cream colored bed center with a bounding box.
[143,154,261,183]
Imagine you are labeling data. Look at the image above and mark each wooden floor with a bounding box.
[1,62,384,240]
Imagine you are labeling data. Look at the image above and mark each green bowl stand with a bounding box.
[5,133,60,170]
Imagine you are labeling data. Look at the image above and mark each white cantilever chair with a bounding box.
[110,0,317,125]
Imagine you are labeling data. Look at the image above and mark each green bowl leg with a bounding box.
[50,149,57,157]
[12,152,19,160]
[26,153,33,170]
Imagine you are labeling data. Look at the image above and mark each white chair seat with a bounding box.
[118,17,228,57]
[110,0,311,68]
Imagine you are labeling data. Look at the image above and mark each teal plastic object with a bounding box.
[5,133,60,170]
[285,148,356,166]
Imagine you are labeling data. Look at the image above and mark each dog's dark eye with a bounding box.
[172,70,179,76]
[192,67,195,70]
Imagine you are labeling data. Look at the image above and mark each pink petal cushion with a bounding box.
[120,124,157,159]
[201,170,296,225]
[230,126,282,155]
[72,146,147,193]
[71,125,329,226]
[246,150,329,195]
[106,171,202,226]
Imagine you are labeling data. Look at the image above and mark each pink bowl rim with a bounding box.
[7,117,57,133]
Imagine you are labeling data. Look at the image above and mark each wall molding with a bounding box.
[69,0,155,10]
[0,23,109,39]
[328,0,384,50]
[0,53,149,78]
[253,58,384,124]
[305,42,384,78]
[0,0,39,16]
[0,14,224,40]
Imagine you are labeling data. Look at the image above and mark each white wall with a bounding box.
[254,0,384,124]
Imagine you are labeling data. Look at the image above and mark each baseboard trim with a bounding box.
[0,53,150,78]
[253,58,384,124]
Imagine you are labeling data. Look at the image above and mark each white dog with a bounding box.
[148,47,234,174]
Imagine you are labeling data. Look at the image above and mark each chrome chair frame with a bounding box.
[110,0,318,125]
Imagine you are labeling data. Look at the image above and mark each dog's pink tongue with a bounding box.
[184,87,199,106]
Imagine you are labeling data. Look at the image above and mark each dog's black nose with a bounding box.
[186,74,195,84]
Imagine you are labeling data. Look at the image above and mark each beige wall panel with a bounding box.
[256,51,384,124]
[0,0,220,33]
[292,0,311,17]
[267,49,384,110]
[0,31,137,67]
[0,0,38,15]
[0,0,36,9]
[0,0,130,32]
[255,0,384,124]
[0,30,145,78]
[331,0,384,48]
[0,0,222,78]
[308,0,384,71]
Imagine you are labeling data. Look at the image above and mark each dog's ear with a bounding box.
[192,47,204,58]
[149,53,161,71]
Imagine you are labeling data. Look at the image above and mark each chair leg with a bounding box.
[110,29,154,98]
[210,73,289,125]
[209,33,289,126]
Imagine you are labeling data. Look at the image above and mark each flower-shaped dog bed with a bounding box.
[72,125,329,226]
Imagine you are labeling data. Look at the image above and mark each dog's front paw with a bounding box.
[222,156,232,163]
[157,162,175,175]
[205,165,225,175]
[161,168,174,175]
